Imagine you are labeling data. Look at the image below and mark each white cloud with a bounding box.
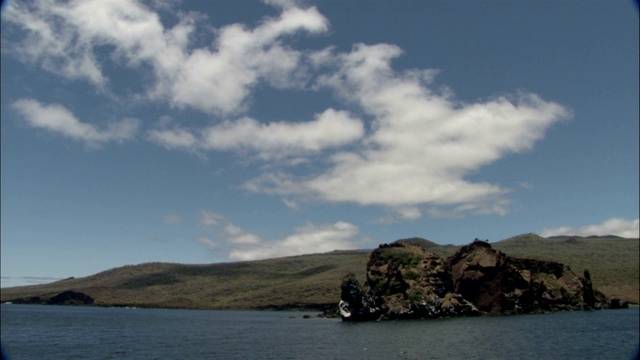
[6,2,571,219]
[199,211,261,245]
[540,218,640,238]
[202,109,363,154]
[12,99,140,146]
[246,44,570,217]
[3,1,107,87]
[4,0,329,115]
[196,212,360,261]
[222,223,262,245]
[147,108,364,158]
[227,221,360,261]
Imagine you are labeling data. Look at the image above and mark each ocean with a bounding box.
[1,304,638,359]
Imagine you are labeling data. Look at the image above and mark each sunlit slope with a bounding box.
[1,250,370,309]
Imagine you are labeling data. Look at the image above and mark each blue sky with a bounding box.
[1,0,638,287]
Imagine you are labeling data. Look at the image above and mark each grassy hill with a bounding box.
[1,235,637,309]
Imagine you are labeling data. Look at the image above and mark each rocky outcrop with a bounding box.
[9,290,95,306]
[366,242,478,319]
[339,239,610,321]
[48,290,95,305]
[447,240,606,314]
[339,273,380,321]
[340,241,478,321]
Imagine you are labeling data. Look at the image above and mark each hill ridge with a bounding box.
[2,236,637,308]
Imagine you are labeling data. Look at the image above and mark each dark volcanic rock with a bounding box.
[608,297,629,309]
[339,273,380,321]
[447,240,605,314]
[340,241,477,321]
[48,291,95,305]
[339,239,611,321]
[366,241,478,319]
[10,290,94,306]
[9,296,43,305]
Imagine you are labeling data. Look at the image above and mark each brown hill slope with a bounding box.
[1,235,637,308]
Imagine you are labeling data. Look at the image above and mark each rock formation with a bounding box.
[339,239,610,321]
[339,273,380,321]
[9,290,95,306]
[48,290,95,305]
[447,240,606,314]
[366,242,478,319]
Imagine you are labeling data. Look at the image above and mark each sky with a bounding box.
[1,0,638,288]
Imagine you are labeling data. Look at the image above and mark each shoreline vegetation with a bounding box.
[1,234,638,311]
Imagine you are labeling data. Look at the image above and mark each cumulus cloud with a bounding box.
[6,2,571,219]
[12,99,140,146]
[4,0,329,115]
[148,108,364,158]
[540,218,640,238]
[246,44,570,216]
[197,211,360,261]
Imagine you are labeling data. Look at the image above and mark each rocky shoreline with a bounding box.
[337,239,628,321]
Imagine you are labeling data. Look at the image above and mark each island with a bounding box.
[338,239,627,321]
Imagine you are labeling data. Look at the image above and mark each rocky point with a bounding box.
[339,239,611,321]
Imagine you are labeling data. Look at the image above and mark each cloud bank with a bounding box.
[5,1,570,218]
[246,44,570,216]
[4,0,328,115]
[540,218,640,238]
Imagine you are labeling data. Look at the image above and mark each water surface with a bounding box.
[1,304,638,359]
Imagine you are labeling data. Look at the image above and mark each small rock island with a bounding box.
[339,239,617,321]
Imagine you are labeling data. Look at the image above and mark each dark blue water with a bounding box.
[1,304,638,359]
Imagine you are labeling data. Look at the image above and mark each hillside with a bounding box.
[1,235,638,309]
[1,250,370,310]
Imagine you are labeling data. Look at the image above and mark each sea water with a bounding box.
[1,304,638,359]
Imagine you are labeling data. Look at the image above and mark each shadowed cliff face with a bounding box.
[340,240,610,321]
[446,241,607,314]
